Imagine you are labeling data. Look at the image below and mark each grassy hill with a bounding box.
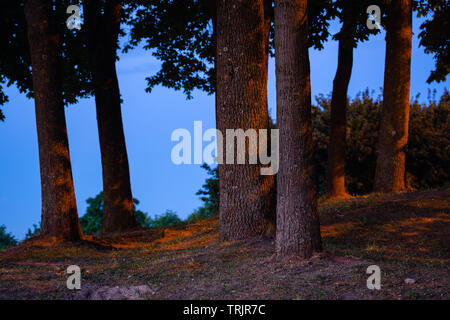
[0,189,448,300]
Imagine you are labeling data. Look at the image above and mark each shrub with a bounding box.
[186,206,215,223]
[196,163,219,215]
[0,225,17,249]
[80,191,151,235]
[312,89,449,195]
[148,210,182,228]
[25,222,41,239]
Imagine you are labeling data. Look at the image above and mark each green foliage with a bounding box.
[312,89,449,195]
[186,206,215,224]
[307,0,334,50]
[126,0,215,98]
[79,192,104,235]
[133,198,152,228]
[331,0,382,47]
[0,1,33,103]
[126,0,336,98]
[80,192,152,235]
[407,90,449,189]
[183,163,219,224]
[0,77,7,120]
[0,0,92,110]
[196,163,219,214]
[416,0,449,83]
[0,225,17,249]
[148,210,182,228]
[312,89,383,194]
[25,222,41,239]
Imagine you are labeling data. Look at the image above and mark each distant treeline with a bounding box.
[312,89,449,195]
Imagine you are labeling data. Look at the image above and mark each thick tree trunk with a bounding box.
[374,0,412,193]
[326,38,353,199]
[216,0,275,240]
[24,0,82,242]
[274,0,322,258]
[85,0,135,234]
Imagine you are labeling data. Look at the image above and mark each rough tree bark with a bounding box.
[274,0,322,258]
[326,31,354,199]
[84,0,136,234]
[24,0,82,241]
[374,0,412,193]
[216,0,275,240]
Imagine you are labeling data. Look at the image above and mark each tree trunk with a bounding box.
[216,0,275,240]
[84,0,136,234]
[326,37,353,199]
[274,0,322,258]
[374,0,412,193]
[24,0,82,242]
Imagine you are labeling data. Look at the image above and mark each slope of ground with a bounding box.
[0,189,448,300]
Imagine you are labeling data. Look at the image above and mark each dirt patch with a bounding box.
[70,284,155,300]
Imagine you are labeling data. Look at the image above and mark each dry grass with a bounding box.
[0,189,448,300]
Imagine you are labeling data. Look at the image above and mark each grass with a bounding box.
[0,189,448,300]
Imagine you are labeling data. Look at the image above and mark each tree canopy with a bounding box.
[416,0,449,83]
[125,0,336,99]
[0,0,93,120]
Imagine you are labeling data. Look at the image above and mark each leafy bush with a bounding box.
[406,93,449,190]
[312,89,382,194]
[184,163,219,224]
[186,206,215,223]
[312,89,449,195]
[196,163,219,210]
[79,193,104,235]
[25,222,41,239]
[80,192,152,235]
[148,210,182,228]
[134,200,152,228]
[0,225,17,249]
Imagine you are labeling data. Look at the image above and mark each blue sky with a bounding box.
[0,17,447,240]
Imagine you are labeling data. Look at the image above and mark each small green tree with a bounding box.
[312,89,449,195]
[80,192,151,235]
[195,163,219,215]
[133,198,152,228]
[186,206,214,224]
[79,192,104,235]
[0,225,17,249]
[148,210,182,228]
[185,163,220,223]
[25,222,41,239]
[416,0,449,83]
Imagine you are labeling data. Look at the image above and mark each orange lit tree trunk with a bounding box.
[326,32,353,199]
[24,0,82,241]
[85,0,136,234]
[274,0,322,258]
[216,0,275,240]
[374,0,412,193]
